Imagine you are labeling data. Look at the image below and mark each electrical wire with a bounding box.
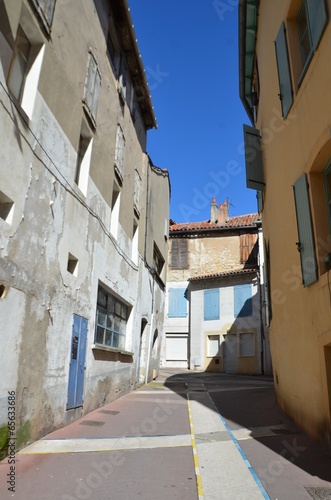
[0,80,139,271]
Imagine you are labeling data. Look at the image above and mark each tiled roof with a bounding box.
[188,267,258,282]
[170,213,260,233]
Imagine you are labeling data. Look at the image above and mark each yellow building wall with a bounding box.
[254,0,331,446]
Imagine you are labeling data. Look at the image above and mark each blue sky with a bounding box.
[129,0,257,223]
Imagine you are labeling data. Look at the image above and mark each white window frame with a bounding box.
[95,286,128,351]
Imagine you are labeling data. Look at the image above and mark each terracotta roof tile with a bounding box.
[170,213,260,232]
[188,267,258,282]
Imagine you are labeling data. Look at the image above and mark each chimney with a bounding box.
[210,198,218,223]
[218,200,229,223]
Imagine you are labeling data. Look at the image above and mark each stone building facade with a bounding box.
[162,199,272,375]
[0,0,170,454]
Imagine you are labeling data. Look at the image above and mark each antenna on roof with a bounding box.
[227,197,235,217]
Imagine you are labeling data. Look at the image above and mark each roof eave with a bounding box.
[188,268,258,283]
[114,0,157,130]
[170,224,259,236]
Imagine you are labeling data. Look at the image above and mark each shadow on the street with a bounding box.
[162,369,331,485]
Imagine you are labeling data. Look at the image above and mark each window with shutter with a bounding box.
[296,0,327,82]
[306,0,327,51]
[83,52,101,129]
[30,0,56,33]
[75,130,93,196]
[293,174,318,286]
[239,332,255,357]
[170,239,188,269]
[243,125,264,191]
[114,125,125,182]
[240,233,258,265]
[234,284,253,318]
[204,289,220,321]
[134,169,141,217]
[275,23,293,118]
[7,24,45,119]
[168,288,187,318]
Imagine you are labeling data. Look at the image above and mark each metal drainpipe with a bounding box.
[257,226,266,375]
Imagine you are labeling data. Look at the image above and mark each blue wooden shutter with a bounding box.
[168,288,187,317]
[306,0,327,50]
[293,174,318,287]
[243,125,264,191]
[275,23,293,118]
[234,284,253,317]
[204,289,220,320]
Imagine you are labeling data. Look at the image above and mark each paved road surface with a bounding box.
[1,369,331,499]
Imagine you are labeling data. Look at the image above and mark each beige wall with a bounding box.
[253,0,331,446]
[168,232,254,282]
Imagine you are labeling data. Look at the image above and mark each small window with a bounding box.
[207,335,221,357]
[204,289,220,321]
[153,243,164,276]
[95,285,129,351]
[114,125,125,182]
[30,0,57,34]
[168,288,187,318]
[83,51,101,128]
[170,239,188,269]
[0,191,14,225]
[239,332,255,357]
[67,253,78,277]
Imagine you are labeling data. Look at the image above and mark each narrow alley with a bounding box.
[1,370,331,500]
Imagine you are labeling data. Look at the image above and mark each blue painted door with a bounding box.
[67,314,88,410]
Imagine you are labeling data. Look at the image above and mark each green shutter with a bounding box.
[275,23,293,118]
[243,125,264,191]
[293,174,318,287]
[306,0,327,50]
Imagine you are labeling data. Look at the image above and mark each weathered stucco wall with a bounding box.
[0,0,169,452]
